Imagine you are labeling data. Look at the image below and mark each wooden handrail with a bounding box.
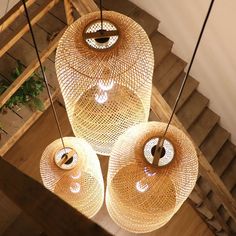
[0,158,110,236]
[0,0,60,58]
[64,0,74,25]
[0,0,36,33]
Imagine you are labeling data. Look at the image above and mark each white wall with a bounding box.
[131,0,236,144]
[0,0,19,18]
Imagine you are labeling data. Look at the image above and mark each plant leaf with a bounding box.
[32,97,44,112]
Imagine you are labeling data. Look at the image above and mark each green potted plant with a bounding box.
[0,60,45,113]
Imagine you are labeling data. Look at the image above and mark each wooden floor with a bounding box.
[2,102,213,236]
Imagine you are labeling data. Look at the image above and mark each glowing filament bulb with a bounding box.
[95,90,108,104]
[136,180,149,193]
[70,182,81,193]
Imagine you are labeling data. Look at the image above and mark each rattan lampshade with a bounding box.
[106,121,198,233]
[40,137,104,218]
[55,11,154,155]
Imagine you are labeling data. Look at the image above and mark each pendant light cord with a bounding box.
[99,0,103,31]
[21,0,66,150]
[154,0,215,161]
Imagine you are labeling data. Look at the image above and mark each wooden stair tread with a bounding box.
[176,91,209,129]
[0,53,18,78]
[232,185,236,198]
[221,157,236,192]
[163,73,199,112]
[128,7,160,36]
[227,218,236,234]
[0,0,59,58]
[206,217,222,232]
[96,0,160,35]
[156,57,186,94]
[150,31,173,66]
[197,177,211,196]
[208,191,222,211]
[188,108,220,147]
[12,23,55,62]
[2,213,43,236]
[218,205,230,224]
[2,31,59,89]
[211,141,236,177]
[200,124,230,163]
[95,0,137,16]
[0,109,25,139]
[154,53,179,80]
[36,0,67,24]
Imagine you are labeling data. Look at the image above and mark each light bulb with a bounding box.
[98,79,114,91]
[95,90,108,104]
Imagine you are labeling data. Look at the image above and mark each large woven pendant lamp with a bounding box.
[55,10,154,155]
[106,0,215,232]
[40,137,104,218]
[106,122,198,233]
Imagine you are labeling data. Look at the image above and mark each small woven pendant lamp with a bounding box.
[55,11,154,155]
[40,137,104,218]
[106,122,198,233]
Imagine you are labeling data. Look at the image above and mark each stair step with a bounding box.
[208,191,221,210]
[200,124,230,163]
[0,53,18,78]
[215,230,229,236]
[232,185,236,198]
[211,141,236,177]
[177,91,209,129]
[128,7,160,36]
[195,203,214,220]
[218,205,230,224]
[189,190,203,206]
[188,108,220,147]
[154,53,178,79]
[95,0,137,15]
[221,157,236,192]
[206,217,222,232]
[2,213,43,236]
[163,73,199,112]
[36,0,67,24]
[158,60,186,94]
[197,177,211,196]
[227,217,236,234]
[150,31,173,66]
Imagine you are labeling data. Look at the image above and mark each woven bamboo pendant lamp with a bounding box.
[40,137,104,218]
[106,122,198,233]
[55,11,154,155]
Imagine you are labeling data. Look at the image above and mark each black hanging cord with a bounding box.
[99,0,103,31]
[21,0,66,150]
[154,0,215,161]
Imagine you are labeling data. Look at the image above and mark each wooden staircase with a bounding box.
[0,0,235,235]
